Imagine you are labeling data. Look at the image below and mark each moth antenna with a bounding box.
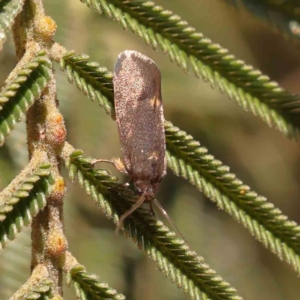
[115,194,146,235]
[153,198,187,243]
[149,201,155,216]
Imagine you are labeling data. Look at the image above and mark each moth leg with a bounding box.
[115,194,146,235]
[149,201,156,216]
[91,157,128,174]
[113,157,128,174]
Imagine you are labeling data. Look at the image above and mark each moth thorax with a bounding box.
[135,180,158,202]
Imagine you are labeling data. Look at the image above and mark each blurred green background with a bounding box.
[1,0,300,299]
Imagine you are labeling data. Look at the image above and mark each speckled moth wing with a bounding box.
[113,50,166,184]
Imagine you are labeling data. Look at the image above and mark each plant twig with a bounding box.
[61,143,243,300]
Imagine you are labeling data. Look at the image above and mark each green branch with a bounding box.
[0,157,54,251]
[60,52,300,274]
[60,51,114,117]
[10,264,53,300]
[61,143,242,300]
[165,121,300,274]
[0,51,52,146]
[65,252,125,300]
[0,0,25,49]
[80,0,300,139]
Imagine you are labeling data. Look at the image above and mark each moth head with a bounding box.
[135,180,159,201]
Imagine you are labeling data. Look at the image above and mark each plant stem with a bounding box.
[12,0,67,296]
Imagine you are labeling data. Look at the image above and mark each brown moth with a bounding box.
[113,50,167,231]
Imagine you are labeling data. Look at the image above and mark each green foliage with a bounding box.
[12,280,53,300]
[165,121,300,274]
[80,0,300,139]
[60,52,114,118]
[10,264,53,300]
[0,51,52,146]
[2,0,300,299]
[64,147,242,300]
[68,264,125,300]
[60,50,300,275]
[0,163,54,251]
[0,0,25,48]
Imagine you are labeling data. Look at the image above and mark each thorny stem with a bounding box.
[12,0,67,296]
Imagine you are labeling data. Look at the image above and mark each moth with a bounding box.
[95,50,177,233]
[113,50,167,231]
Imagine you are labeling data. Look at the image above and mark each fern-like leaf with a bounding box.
[60,53,300,273]
[62,145,243,300]
[10,281,52,300]
[0,162,54,251]
[60,51,114,118]
[80,0,300,139]
[67,263,125,300]
[0,51,52,146]
[0,0,25,50]
[165,120,300,274]
[10,264,53,300]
